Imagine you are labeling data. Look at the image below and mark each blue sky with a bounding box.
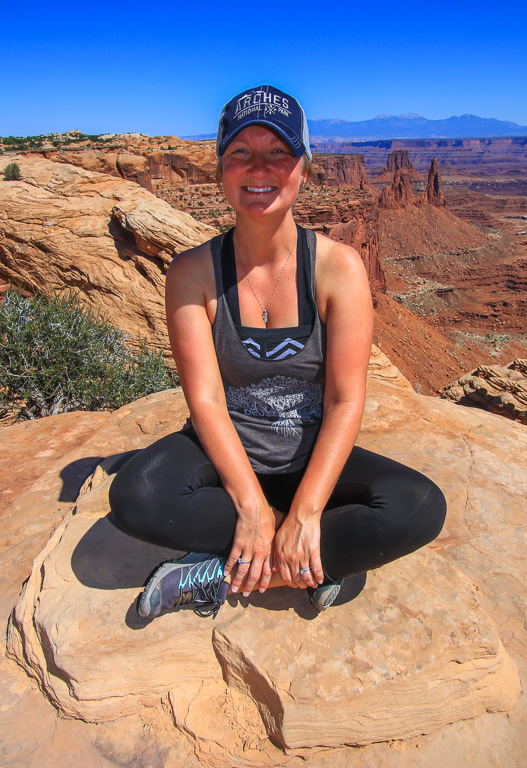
[3,1,526,137]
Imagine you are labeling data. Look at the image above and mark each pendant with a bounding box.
[262,309,268,325]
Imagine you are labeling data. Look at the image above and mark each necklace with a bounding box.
[239,238,296,326]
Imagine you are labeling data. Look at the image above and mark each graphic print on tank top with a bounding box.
[221,227,315,361]
[225,375,323,436]
[244,328,311,360]
[211,227,326,473]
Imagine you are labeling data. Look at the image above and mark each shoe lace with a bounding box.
[188,579,225,618]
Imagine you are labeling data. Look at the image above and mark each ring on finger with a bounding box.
[238,558,251,565]
[299,567,312,575]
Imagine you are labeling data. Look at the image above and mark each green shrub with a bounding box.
[0,289,178,420]
[3,162,21,181]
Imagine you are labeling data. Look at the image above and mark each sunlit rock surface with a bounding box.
[2,350,526,765]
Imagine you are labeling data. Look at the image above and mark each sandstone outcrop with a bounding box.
[3,349,527,766]
[442,358,527,424]
[37,141,367,192]
[378,158,445,210]
[4,138,527,409]
[379,169,415,209]
[420,158,446,207]
[310,154,369,188]
[7,502,519,742]
[292,188,386,296]
[0,156,216,354]
[328,206,385,295]
[32,138,218,190]
[376,149,425,183]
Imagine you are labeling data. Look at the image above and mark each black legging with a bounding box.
[109,431,446,582]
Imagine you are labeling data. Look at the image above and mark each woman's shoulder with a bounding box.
[310,231,370,319]
[167,236,219,281]
[169,236,216,270]
[312,231,364,281]
[166,237,218,302]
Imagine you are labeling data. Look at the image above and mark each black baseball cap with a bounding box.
[216,85,312,161]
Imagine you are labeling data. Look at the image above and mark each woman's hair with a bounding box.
[215,152,313,190]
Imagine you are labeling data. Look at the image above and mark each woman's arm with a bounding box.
[165,245,275,595]
[273,238,374,588]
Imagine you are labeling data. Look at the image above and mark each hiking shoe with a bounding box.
[138,553,228,619]
[308,578,343,612]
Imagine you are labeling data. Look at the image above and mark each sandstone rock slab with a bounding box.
[442,358,527,424]
[212,548,518,748]
[0,156,216,355]
[3,374,527,766]
[7,444,519,747]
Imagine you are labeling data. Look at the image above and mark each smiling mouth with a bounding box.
[243,186,276,194]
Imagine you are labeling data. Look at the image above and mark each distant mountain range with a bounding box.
[185,114,527,143]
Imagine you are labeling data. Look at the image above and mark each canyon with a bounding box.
[2,129,527,404]
[311,136,527,177]
[1,131,526,767]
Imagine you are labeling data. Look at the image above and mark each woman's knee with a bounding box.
[108,458,149,534]
[108,433,185,531]
[388,471,447,549]
[420,478,447,542]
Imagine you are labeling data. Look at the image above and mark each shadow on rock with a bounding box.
[334,571,367,605]
[124,597,156,631]
[226,571,367,620]
[72,514,368,627]
[124,572,368,629]
[59,456,104,501]
[71,514,183,590]
[228,586,319,620]
[59,450,141,502]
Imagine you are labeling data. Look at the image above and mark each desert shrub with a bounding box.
[3,162,21,181]
[0,289,178,420]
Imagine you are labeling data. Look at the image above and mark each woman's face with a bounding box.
[220,125,307,220]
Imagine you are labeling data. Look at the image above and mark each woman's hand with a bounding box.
[272,514,324,590]
[224,505,277,596]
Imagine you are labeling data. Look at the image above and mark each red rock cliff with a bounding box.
[379,169,415,209]
[377,150,425,183]
[419,158,446,207]
[329,205,385,294]
[311,154,368,188]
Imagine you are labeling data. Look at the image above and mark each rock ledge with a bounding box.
[7,454,520,750]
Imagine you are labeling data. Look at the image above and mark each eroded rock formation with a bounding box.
[38,142,369,192]
[379,169,415,209]
[3,351,527,766]
[379,158,446,210]
[442,358,527,424]
[421,158,446,207]
[377,149,425,183]
[310,154,368,188]
[5,138,526,400]
[328,203,385,294]
[377,198,527,362]
[0,156,216,354]
[32,139,218,190]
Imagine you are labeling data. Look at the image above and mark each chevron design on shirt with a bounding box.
[242,338,261,358]
[240,334,307,360]
[265,338,305,360]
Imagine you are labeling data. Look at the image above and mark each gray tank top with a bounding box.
[211,228,326,474]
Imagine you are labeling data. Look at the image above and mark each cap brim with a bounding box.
[218,120,307,158]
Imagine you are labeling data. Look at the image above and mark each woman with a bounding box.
[109,85,446,618]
